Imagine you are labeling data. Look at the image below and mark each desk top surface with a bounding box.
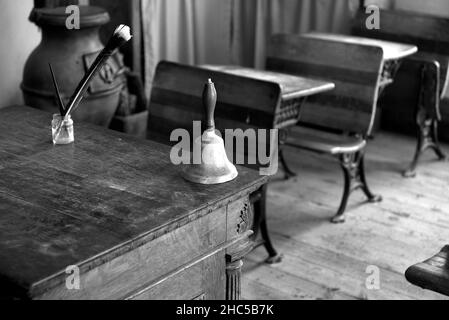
[303,32,418,61]
[201,64,335,100]
[0,106,266,295]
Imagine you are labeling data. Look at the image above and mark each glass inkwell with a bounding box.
[52,114,74,145]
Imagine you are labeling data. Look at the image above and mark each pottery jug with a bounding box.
[22,6,126,127]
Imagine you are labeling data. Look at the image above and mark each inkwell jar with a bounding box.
[52,114,74,145]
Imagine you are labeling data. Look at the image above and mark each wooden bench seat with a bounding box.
[267,34,384,223]
[287,127,366,155]
[352,5,448,177]
[405,245,449,296]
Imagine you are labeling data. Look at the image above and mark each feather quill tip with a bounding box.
[114,24,132,42]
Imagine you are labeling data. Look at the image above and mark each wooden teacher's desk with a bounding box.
[0,106,267,300]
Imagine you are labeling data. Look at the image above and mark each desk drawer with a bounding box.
[37,207,227,300]
[129,252,225,300]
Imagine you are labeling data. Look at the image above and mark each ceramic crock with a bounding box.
[22,6,126,127]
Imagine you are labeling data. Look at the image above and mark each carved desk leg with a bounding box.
[225,198,259,300]
[225,236,254,300]
[225,259,243,300]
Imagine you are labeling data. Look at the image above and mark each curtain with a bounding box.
[141,0,234,93]
[394,0,449,17]
[230,0,355,68]
[140,0,363,93]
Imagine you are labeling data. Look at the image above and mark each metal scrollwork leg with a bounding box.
[404,63,446,178]
[431,121,447,160]
[259,185,282,264]
[403,117,447,178]
[278,129,297,180]
[279,148,297,180]
[331,152,382,224]
[331,155,352,224]
[252,185,282,264]
[378,60,402,97]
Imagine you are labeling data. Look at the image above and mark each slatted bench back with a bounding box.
[266,34,384,136]
[352,8,449,97]
[148,61,282,168]
[149,61,282,139]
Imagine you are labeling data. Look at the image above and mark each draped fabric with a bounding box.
[141,0,234,93]
[140,0,392,93]
[394,0,449,17]
[230,0,356,68]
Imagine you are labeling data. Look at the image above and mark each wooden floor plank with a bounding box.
[242,255,357,300]
[242,131,449,300]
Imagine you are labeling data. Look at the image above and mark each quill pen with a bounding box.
[48,63,66,116]
[63,24,132,119]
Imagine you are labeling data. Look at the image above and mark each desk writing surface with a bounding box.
[0,106,266,296]
[303,32,418,61]
[201,64,335,100]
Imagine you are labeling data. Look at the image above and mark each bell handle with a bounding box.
[203,78,217,130]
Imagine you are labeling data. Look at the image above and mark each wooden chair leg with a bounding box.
[404,119,446,178]
[252,185,282,264]
[331,152,382,224]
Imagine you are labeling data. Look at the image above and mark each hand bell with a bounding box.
[182,79,238,184]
